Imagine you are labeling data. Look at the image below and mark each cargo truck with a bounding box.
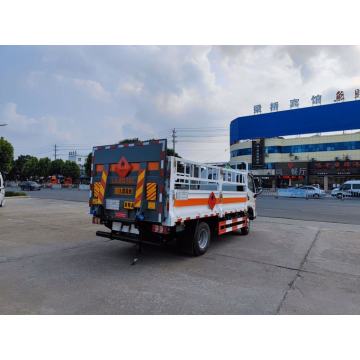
[89,139,261,256]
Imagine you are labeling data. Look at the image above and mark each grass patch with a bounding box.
[5,191,27,197]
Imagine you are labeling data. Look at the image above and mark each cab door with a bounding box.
[247,173,257,219]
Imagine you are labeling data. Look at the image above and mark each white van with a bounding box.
[331,180,360,199]
[0,172,5,207]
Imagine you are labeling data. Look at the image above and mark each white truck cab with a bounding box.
[0,172,5,207]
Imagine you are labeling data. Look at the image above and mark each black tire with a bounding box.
[192,222,211,256]
[313,193,320,199]
[336,193,343,199]
[232,216,250,236]
[239,218,251,235]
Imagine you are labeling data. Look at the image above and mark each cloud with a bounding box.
[54,74,112,102]
[0,103,74,156]
[72,78,112,102]
[1,46,360,162]
[118,79,144,95]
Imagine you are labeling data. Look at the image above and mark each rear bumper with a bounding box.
[96,230,161,246]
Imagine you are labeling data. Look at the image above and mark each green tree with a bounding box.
[8,155,32,180]
[84,152,92,178]
[63,160,80,181]
[50,159,65,176]
[119,138,139,144]
[166,148,180,157]
[23,157,39,179]
[37,157,51,178]
[0,137,14,174]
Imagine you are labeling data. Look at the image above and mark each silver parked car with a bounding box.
[299,185,326,198]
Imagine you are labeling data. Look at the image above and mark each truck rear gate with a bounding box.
[90,140,167,226]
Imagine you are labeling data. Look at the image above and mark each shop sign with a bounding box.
[275,162,308,177]
[309,161,360,175]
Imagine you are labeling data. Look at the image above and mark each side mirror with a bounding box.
[254,187,263,198]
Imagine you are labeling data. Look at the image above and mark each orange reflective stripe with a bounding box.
[131,163,140,172]
[146,182,157,201]
[221,197,247,204]
[134,169,146,208]
[174,197,247,207]
[147,162,160,171]
[96,164,104,173]
[97,168,109,204]
[174,198,208,207]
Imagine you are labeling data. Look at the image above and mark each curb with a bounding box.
[5,196,29,199]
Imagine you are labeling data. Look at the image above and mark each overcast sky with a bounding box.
[1,45,360,162]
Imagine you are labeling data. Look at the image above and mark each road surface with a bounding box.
[1,197,360,314]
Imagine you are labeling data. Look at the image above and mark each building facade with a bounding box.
[229,101,360,190]
[230,132,360,190]
[68,151,87,175]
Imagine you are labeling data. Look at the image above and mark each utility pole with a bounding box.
[172,128,176,153]
[54,144,57,160]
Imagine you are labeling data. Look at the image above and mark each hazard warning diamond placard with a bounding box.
[113,156,132,178]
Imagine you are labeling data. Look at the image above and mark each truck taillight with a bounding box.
[152,224,170,234]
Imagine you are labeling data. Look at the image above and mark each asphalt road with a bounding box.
[9,187,360,225]
[1,197,360,314]
[8,187,89,202]
[257,196,360,225]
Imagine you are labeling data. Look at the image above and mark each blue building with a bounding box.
[230,101,360,190]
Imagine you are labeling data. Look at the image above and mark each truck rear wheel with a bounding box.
[193,222,211,256]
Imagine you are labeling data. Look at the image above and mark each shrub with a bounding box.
[5,191,27,197]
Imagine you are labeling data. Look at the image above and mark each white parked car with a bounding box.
[299,185,326,198]
[331,180,360,199]
[0,172,5,207]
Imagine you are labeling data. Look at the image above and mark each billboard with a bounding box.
[230,100,360,144]
[251,139,265,168]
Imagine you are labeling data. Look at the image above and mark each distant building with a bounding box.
[230,133,360,190]
[230,100,360,190]
[68,151,87,175]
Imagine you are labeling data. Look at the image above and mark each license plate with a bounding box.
[112,222,121,231]
[106,199,120,210]
[114,187,133,195]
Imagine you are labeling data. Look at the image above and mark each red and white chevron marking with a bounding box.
[218,217,248,235]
